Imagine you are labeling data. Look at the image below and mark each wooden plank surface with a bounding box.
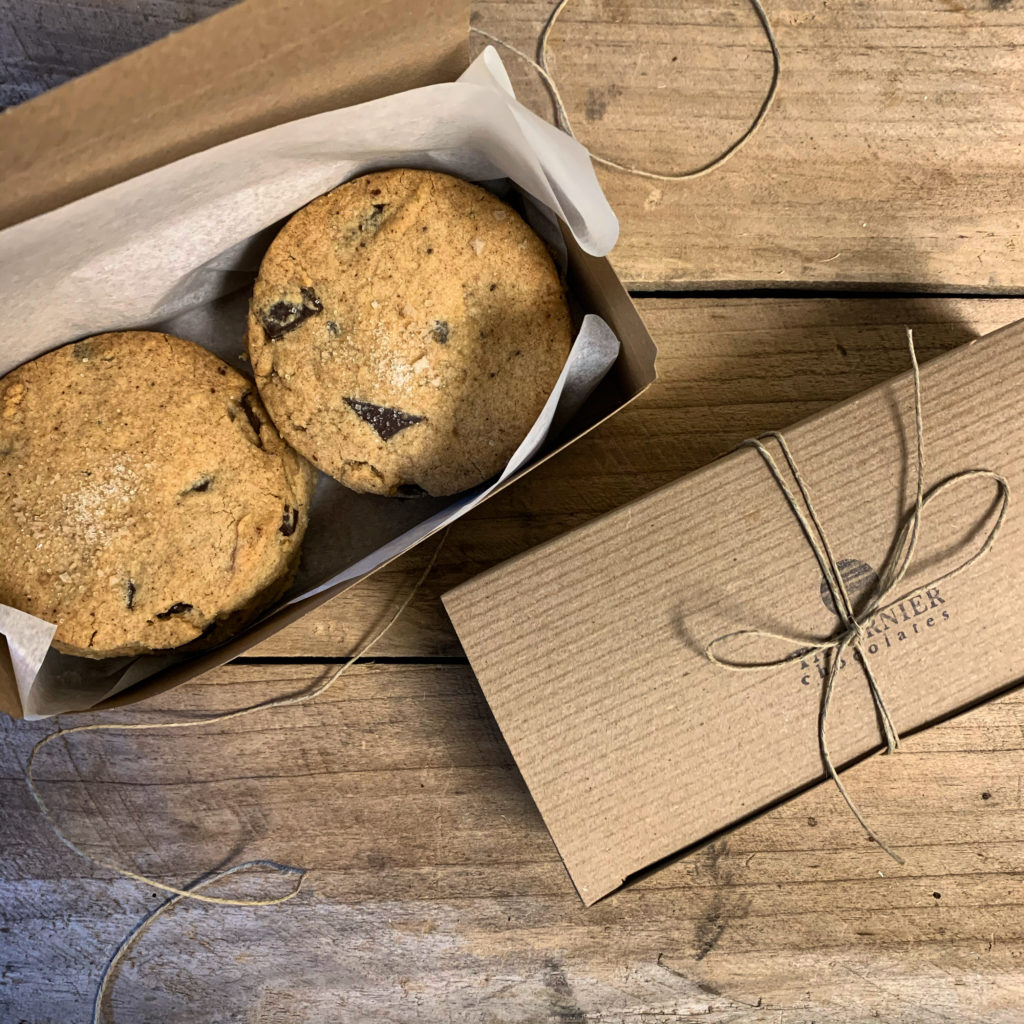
[4,2,1024,1022]
[4,0,1024,290]
[472,0,1024,291]
[0,1,236,107]
[3,662,1023,1022]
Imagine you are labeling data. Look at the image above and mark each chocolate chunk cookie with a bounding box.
[246,168,573,496]
[0,332,316,659]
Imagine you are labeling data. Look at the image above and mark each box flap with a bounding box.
[444,319,1024,904]
[0,0,468,230]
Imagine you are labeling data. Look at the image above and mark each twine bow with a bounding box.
[705,331,1009,863]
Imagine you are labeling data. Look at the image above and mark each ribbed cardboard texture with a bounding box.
[0,0,659,718]
[444,319,1024,905]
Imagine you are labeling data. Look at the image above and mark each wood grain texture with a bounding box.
[4,0,1023,289]
[3,663,1022,1022]
[250,295,1024,658]
[3,296,1023,1022]
[473,0,1024,290]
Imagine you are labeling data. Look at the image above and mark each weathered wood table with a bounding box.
[3,1,1024,1021]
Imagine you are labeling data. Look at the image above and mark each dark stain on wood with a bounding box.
[583,83,622,122]
[542,958,586,1023]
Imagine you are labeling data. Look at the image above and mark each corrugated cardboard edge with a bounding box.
[443,317,1024,905]
[0,0,469,229]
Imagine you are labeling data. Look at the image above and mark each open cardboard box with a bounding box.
[445,318,1024,905]
[0,0,658,717]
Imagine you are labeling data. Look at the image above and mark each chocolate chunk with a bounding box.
[344,397,424,441]
[326,320,341,337]
[396,483,427,498]
[280,505,299,537]
[234,391,264,449]
[489,283,498,291]
[124,580,136,610]
[358,203,388,233]
[156,602,193,620]
[431,320,450,344]
[187,476,213,493]
[260,286,324,340]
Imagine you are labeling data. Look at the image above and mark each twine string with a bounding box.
[705,331,1009,863]
[89,859,303,1024]
[471,0,781,182]
[25,530,448,1022]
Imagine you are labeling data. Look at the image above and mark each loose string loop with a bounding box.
[89,859,304,1024]
[471,0,781,182]
[705,331,1009,863]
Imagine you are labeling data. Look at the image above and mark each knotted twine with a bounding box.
[24,529,448,1024]
[471,0,780,182]
[705,331,1009,863]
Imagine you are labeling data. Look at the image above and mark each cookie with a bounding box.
[246,168,573,496]
[0,332,316,659]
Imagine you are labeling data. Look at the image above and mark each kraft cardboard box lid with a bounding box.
[0,0,468,230]
[443,319,1024,905]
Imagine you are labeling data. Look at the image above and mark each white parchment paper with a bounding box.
[0,48,621,718]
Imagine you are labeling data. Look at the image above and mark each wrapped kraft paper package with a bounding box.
[0,0,658,719]
[444,319,1024,906]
